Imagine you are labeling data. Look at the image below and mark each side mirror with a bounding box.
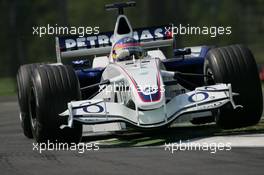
[174,48,192,57]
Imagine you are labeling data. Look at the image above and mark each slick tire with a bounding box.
[17,63,41,138]
[29,65,82,143]
[204,44,263,129]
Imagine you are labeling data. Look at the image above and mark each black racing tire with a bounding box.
[204,44,263,129]
[29,65,82,143]
[17,63,41,138]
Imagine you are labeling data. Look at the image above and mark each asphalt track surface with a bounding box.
[0,96,264,175]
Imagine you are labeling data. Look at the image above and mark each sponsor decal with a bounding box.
[58,25,172,51]
[80,102,104,113]
[188,92,209,102]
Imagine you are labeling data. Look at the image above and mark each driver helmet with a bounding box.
[112,37,144,61]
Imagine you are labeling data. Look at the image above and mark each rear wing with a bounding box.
[55,25,172,62]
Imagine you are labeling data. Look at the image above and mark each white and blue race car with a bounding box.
[17,1,262,143]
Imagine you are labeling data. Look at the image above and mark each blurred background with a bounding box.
[0,0,263,95]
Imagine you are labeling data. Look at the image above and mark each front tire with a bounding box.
[17,63,41,138]
[204,44,263,129]
[29,65,82,143]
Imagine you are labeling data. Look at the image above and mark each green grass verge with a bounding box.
[0,77,16,96]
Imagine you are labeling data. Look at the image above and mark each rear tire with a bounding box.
[204,44,263,129]
[17,64,41,138]
[29,65,82,143]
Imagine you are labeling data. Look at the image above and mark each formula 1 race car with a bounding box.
[17,1,262,143]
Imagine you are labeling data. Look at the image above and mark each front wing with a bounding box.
[60,84,241,128]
